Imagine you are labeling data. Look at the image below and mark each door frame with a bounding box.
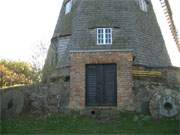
[85,63,117,107]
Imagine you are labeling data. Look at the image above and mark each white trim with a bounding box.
[97,28,112,45]
[70,49,133,53]
[139,0,148,12]
[65,0,72,14]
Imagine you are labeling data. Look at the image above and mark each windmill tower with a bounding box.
[43,0,172,111]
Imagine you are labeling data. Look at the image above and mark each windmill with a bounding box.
[160,0,180,51]
[43,0,173,111]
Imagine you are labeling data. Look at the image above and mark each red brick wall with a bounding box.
[69,51,135,111]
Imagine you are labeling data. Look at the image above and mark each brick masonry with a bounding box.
[1,66,179,119]
[69,50,135,111]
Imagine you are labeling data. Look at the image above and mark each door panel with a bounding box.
[96,65,104,105]
[86,65,97,106]
[86,64,117,106]
[103,64,117,106]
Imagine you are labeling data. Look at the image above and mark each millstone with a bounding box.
[149,89,180,119]
[2,90,24,117]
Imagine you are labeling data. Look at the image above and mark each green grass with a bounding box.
[0,112,179,135]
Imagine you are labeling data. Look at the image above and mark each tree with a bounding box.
[30,42,48,82]
[0,42,48,88]
[0,60,40,88]
[31,42,48,70]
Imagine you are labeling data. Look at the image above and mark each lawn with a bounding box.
[0,112,179,135]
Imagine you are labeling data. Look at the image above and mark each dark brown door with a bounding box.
[86,64,117,106]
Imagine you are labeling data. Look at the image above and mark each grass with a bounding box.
[0,112,179,135]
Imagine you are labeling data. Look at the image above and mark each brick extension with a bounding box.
[69,50,135,111]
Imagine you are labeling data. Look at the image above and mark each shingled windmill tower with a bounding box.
[43,0,172,111]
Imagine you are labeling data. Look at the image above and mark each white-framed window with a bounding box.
[139,0,148,12]
[97,28,112,45]
[65,0,72,14]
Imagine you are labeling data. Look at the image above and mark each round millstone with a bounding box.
[149,89,180,119]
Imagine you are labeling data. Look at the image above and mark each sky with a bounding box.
[0,0,62,64]
[0,0,180,67]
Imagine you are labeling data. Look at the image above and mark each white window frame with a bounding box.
[97,28,112,45]
[139,0,148,12]
[65,0,72,14]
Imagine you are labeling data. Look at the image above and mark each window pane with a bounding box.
[98,39,100,44]
[101,39,104,43]
[106,29,111,33]
[105,39,108,44]
[97,28,112,45]
[98,29,103,34]
[101,34,104,38]
[98,39,103,44]
[139,0,147,12]
[105,28,112,44]
[65,0,72,14]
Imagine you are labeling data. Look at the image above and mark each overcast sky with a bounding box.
[0,0,179,67]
